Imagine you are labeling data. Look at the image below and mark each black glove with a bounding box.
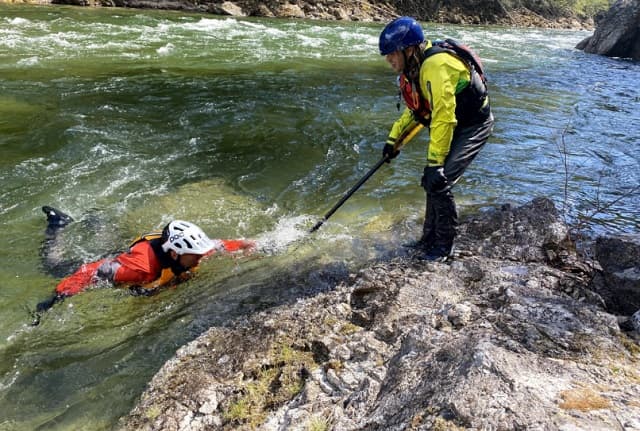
[421,166,448,193]
[382,143,400,163]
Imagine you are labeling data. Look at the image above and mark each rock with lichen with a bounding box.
[120,197,640,431]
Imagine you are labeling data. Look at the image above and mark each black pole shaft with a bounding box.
[309,155,389,233]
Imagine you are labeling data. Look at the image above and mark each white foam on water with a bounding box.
[85,40,137,52]
[156,42,175,56]
[120,184,169,207]
[296,34,327,48]
[254,214,314,255]
[260,26,287,37]
[8,17,30,26]
[0,203,19,216]
[17,56,39,67]
[264,203,279,216]
[0,369,20,392]
[0,32,18,49]
[338,30,378,52]
[181,17,242,33]
[99,168,141,198]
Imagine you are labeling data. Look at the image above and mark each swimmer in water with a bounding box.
[35,206,255,318]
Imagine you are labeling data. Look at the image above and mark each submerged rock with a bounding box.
[120,197,640,431]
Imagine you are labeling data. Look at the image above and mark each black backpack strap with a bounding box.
[424,44,453,59]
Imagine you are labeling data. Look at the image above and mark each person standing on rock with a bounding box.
[379,16,494,261]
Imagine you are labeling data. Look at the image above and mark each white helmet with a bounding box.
[161,220,218,255]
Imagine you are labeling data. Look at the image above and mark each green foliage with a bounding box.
[392,0,613,20]
[573,0,613,17]
[552,0,614,16]
[522,0,613,17]
[306,414,332,431]
[222,341,318,428]
[339,322,361,335]
[144,405,162,421]
[224,399,251,423]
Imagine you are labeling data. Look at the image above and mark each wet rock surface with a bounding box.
[121,198,640,431]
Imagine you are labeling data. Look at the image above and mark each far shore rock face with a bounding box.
[11,0,594,28]
[120,198,640,431]
[576,0,640,60]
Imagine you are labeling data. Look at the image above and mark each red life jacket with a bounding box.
[398,74,431,121]
[54,233,247,296]
[55,233,168,296]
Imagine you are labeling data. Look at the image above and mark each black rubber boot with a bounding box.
[420,194,436,245]
[420,189,457,262]
[405,194,436,249]
[42,206,74,232]
[40,206,78,278]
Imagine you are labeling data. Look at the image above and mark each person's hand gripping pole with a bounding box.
[382,122,424,162]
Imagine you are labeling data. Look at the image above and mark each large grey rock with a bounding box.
[209,1,246,16]
[120,199,640,431]
[576,0,640,60]
[632,309,640,332]
[592,233,640,315]
[457,197,569,262]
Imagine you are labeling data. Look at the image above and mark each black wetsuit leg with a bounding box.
[39,206,80,278]
[33,206,77,319]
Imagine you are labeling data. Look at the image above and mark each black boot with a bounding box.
[405,194,436,249]
[42,206,74,233]
[420,189,457,262]
[41,206,77,278]
[420,194,436,245]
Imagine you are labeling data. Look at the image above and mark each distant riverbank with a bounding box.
[2,0,595,29]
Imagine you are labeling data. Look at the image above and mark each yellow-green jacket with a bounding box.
[387,40,488,166]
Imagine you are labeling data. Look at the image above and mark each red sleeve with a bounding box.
[220,239,253,252]
[55,260,105,296]
[113,241,162,285]
[113,265,158,285]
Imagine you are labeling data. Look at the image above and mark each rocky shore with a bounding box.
[121,198,640,431]
[3,0,595,29]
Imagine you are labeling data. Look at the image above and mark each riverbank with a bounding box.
[2,0,595,29]
[121,198,640,430]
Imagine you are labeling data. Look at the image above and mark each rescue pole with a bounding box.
[309,123,424,233]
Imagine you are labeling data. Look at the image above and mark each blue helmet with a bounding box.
[379,16,425,56]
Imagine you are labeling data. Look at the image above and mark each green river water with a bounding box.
[1,4,639,429]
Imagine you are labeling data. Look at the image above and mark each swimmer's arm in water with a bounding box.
[203,239,257,258]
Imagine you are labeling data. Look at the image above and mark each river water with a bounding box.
[1,4,638,430]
